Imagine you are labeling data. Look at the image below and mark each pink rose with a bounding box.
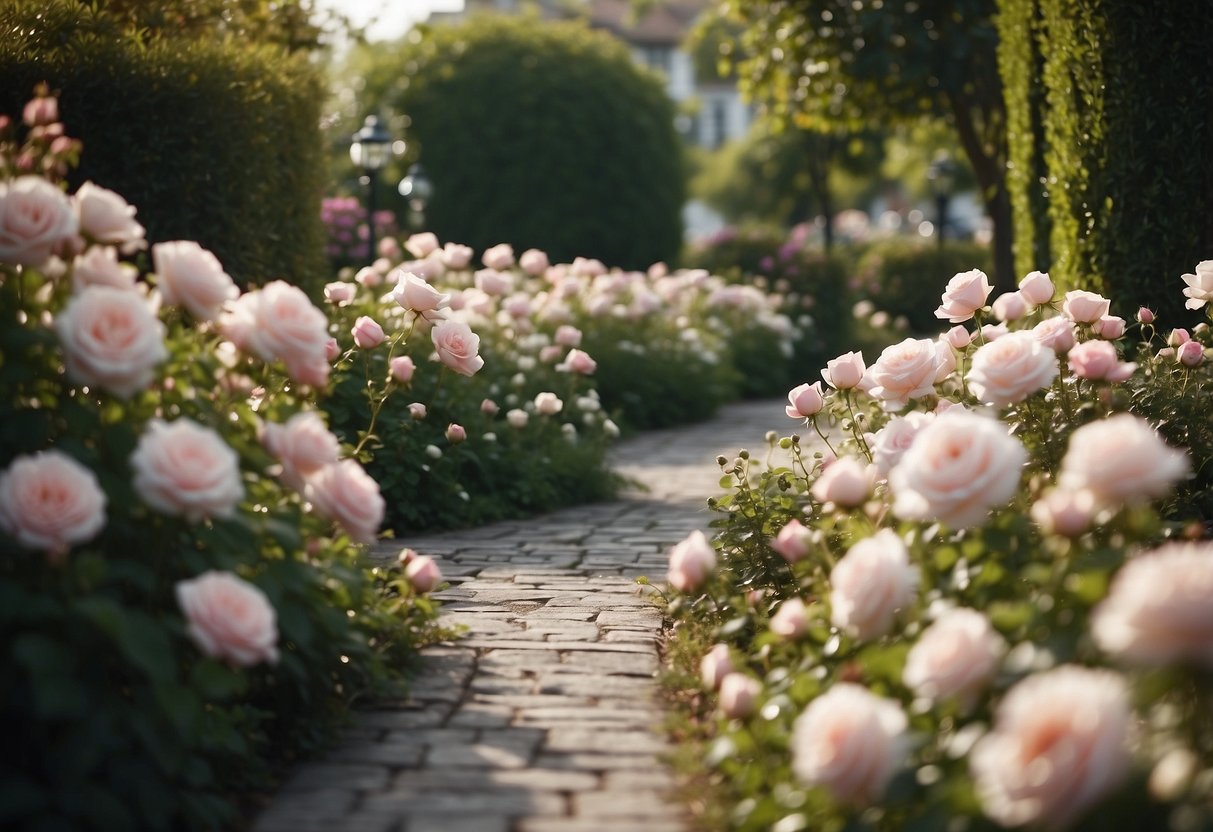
[482,243,515,270]
[404,231,439,259]
[390,355,416,382]
[480,398,499,416]
[933,336,958,382]
[219,281,330,387]
[441,242,473,269]
[71,246,137,292]
[151,240,238,321]
[431,320,485,376]
[130,418,242,523]
[935,269,992,323]
[785,381,826,419]
[55,286,167,398]
[354,266,383,288]
[506,408,528,428]
[1058,414,1189,509]
[1092,315,1126,339]
[829,529,918,641]
[474,268,514,296]
[1091,541,1213,668]
[445,423,467,444]
[1182,259,1213,310]
[867,412,932,477]
[1168,327,1191,347]
[390,271,451,318]
[0,450,106,560]
[1177,339,1205,367]
[519,248,550,275]
[944,325,972,350]
[865,338,941,410]
[73,181,146,254]
[261,411,340,491]
[770,518,813,563]
[534,391,563,415]
[556,348,597,375]
[1061,289,1111,323]
[811,457,874,507]
[176,571,279,667]
[0,175,78,267]
[822,351,865,390]
[23,95,58,126]
[539,344,564,363]
[700,643,733,690]
[1030,488,1096,537]
[352,316,386,349]
[890,410,1026,528]
[1137,307,1155,324]
[791,683,908,806]
[967,330,1059,407]
[502,293,532,319]
[1067,339,1136,382]
[409,402,428,420]
[305,459,385,544]
[667,529,716,592]
[405,555,444,593]
[903,607,1005,708]
[325,338,340,362]
[1018,270,1054,305]
[377,236,400,260]
[554,325,583,347]
[718,673,761,718]
[770,597,810,639]
[991,291,1029,322]
[970,666,1131,829]
[1033,315,1077,353]
[324,280,356,306]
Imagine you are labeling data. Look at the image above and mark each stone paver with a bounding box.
[253,399,786,832]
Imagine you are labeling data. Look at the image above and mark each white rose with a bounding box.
[152,240,239,321]
[967,330,1059,407]
[829,529,918,641]
[903,607,1005,708]
[865,338,941,410]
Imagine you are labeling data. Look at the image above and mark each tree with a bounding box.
[708,0,1013,288]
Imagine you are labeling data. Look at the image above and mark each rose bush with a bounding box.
[0,92,448,830]
[660,263,1213,830]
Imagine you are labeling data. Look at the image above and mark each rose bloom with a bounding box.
[519,248,550,275]
[865,338,941,410]
[55,286,168,398]
[867,411,932,477]
[1067,339,1137,382]
[718,673,761,718]
[534,392,564,415]
[0,450,106,560]
[822,350,865,390]
[220,281,330,387]
[176,571,279,667]
[73,181,146,254]
[554,325,583,347]
[431,320,485,376]
[324,280,356,306]
[0,175,79,267]
[305,459,385,544]
[445,423,467,444]
[261,411,340,492]
[132,418,244,521]
[1030,488,1096,537]
[354,266,383,288]
[770,597,810,639]
[1091,541,1213,668]
[1182,260,1213,310]
[771,518,813,563]
[786,381,825,419]
[791,683,908,806]
[1137,307,1155,324]
[667,529,716,592]
[474,268,514,296]
[556,348,597,375]
[1058,413,1189,510]
[890,410,1026,529]
[405,555,444,593]
[1033,315,1077,353]
[325,337,340,362]
[1062,289,1111,323]
[944,325,971,350]
[391,271,451,318]
[480,398,500,416]
[811,457,875,507]
[71,246,138,292]
[151,240,238,321]
[23,95,58,126]
[991,291,1029,322]
[1168,327,1191,347]
[829,529,918,641]
[1092,314,1126,339]
[404,231,439,259]
[1018,270,1054,305]
[966,330,1059,407]
[409,402,428,420]
[390,355,416,382]
[1177,339,1205,367]
[700,643,733,690]
[441,242,473,269]
[352,315,386,349]
[903,607,1005,708]
[970,666,1131,829]
[482,242,515,270]
[935,268,993,323]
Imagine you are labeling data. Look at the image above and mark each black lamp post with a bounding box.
[349,115,393,264]
[398,163,434,230]
[926,153,957,250]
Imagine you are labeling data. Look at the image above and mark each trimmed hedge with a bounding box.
[0,1,329,292]
[358,14,685,270]
[997,0,1213,319]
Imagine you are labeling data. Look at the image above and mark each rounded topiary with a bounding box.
[372,15,685,270]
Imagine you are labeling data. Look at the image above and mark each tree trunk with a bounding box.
[987,184,1015,292]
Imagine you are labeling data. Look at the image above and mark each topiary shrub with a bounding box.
[353,14,685,270]
[0,0,330,292]
[854,238,994,334]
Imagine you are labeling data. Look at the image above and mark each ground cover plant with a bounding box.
[0,90,449,831]
[662,262,1213,831]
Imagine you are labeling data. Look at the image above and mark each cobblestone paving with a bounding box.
[253,399,787,832]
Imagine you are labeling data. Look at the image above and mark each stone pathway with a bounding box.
[253,399,788,832]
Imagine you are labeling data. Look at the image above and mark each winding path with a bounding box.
[253,399,787,832]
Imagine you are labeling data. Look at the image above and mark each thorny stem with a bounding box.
[842,391,872,461]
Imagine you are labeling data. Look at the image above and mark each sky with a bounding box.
[315,0,464,42]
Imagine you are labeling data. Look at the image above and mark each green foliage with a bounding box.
[341,14,685,270]
[0,0,330,292]
[854,238,995,334]
[998,0,1213,320]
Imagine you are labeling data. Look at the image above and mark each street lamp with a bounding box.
[926,153,957,250]
[398,163,434,230]
[349,115,393,264]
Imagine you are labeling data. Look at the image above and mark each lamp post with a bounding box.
[398,163,434,230]
[926,153,957,251]
[349,115,393,265]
